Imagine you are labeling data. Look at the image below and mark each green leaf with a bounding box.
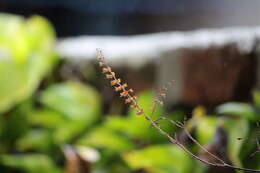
[28,109,65,129]
[0,154,61,173]
[0,13,30,63]
[26,15,55,51]
[216,102,257,121]
[40,81,101,143]
[1,108,30,144]
[0,14,56,113]
[123,145,195,173]
[103,91,170,142]
[195,116,218,145]
[223,117,249,168]
[77,127,134,152]
[16,129,53,152]
[40,81,101,122]
[253,91,260,107]
[0,114,4,138]
[104,116,172,143]
[53,120,88,144]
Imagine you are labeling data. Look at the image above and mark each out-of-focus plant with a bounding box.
[215,91,260,170]
[0,13,101,173]
[123,144,195,173]
[0,13,62,173]
[0,13,57,113]
[1,13,260,173]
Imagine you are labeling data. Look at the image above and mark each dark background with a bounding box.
[1,0,260,37]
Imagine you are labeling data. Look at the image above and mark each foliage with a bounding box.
[0,13,56,113]
[123,145,195,173]
[0,13,259,173]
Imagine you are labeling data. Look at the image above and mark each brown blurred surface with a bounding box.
[181,44,257,106]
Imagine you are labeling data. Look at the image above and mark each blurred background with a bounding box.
[0,1,260,173]
[1,0,260,36]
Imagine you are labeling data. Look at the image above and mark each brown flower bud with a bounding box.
[125,97,133,104]
[137,109,144,115]
[106,74,114,79]
[110,79,121,86]
[120,90,129,97]
[130,102,138,108]
[102,67,111,73]
[129,89,134,93]
[115,83,127,91]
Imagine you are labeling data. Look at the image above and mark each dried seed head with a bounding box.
[120,90,129,97]
[125,97,133,104]
[106,74,114,79]
[159,93,166,98]
[97,55,104,61]
[102,67,111,73]
[132,96,137,100]
[114,86,121,92]
[115,83,127,91]
[137,109,144,115]
[154,98,164,106]
[110,72,115,77]
[111,79,121,86]
[130,102,138,108]
[99,62,104,67]
[154,98,159,103]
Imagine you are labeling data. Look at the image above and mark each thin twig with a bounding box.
[159,116,226,165]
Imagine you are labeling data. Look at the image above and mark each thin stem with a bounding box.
[145,114,260,172]
[159,116,226,165]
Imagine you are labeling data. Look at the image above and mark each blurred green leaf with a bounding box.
[53,120,88,144]
[103,91,173,142]
[1,109,29,144]
[0,14,56,113]
[223,117,249,168]
[77,127,134,152]
[104,116,171,143]
[28,109,65,129]
[0,115,4,138]
[16,129,53,152]
[40,81,101,122]
[253,91,260,107]
[40,81,101,144]
[240,129,260,170]
[26,15,55,51]
[216,103,257,121]
[256,155,260,170]
[123,145,195,173]
[0,14,30,63]
[195,116,218,145]
[0,154,61,173]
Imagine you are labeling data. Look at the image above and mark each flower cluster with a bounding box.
[97,49,144,115]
